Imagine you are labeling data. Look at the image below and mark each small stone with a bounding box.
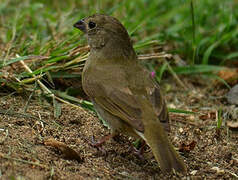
[190,170,198,175]
[227,84,238,105]
[179,127,183,133]
[211,167,225,174]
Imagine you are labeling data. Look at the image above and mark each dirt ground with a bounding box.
[0,77,237,179]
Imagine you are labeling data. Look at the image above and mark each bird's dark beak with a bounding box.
[73,19,86,33]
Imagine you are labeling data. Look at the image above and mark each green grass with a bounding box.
[0,0,237,109]
[1,0,237,63]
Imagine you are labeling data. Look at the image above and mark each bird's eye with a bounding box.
[88,21,96,29]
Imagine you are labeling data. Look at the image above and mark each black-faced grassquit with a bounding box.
[74,14,186,174]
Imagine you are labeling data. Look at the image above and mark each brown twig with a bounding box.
[19,58,84,110]
[170,115,198,126]
[0,109,39,120]
[138,52,172,60]
[164,59,188,90]
[0,153,48,168]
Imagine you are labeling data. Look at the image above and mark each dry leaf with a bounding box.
[227,121,238,130]
[179,140,196,153]
[216,68,238,85]
[44,138,82,162]
[199,111,216,120]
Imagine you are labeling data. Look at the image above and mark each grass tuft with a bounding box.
[0,0,236,110]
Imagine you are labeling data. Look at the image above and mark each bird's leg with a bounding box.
[90,133,114,147]
[130,139,146,160]
[89,133,115,155]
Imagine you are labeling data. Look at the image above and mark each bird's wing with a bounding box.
[93,84,145,132]
[146,80,170,131]
[83,63,169,132]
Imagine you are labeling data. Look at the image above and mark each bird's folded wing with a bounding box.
[93,85,145,132]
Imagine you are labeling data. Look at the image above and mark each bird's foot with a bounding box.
[130,140,146,160]
[90,134,114,147]
[88,134,114,155]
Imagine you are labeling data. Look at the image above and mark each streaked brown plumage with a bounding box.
[74,14,186,174]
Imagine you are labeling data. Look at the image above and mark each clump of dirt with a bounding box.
[0,77,237,179]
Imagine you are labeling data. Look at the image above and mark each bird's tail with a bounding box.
[138,97,187,174]
[144,124,186,173]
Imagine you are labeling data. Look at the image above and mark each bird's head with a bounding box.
[74,14,133,52]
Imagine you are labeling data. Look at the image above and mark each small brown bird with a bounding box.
[74,14,186,174]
